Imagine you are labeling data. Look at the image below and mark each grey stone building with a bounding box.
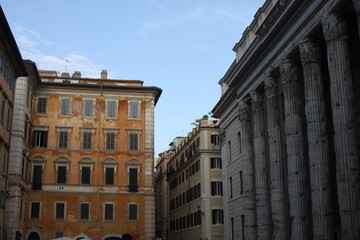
[212,0,360,239]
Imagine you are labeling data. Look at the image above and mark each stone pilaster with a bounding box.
[238,100,257,240]
[280,59,310,240]
[322,14,360,239]
[299,38,334,240]
[250,91,271,240]
[264,74,288,240]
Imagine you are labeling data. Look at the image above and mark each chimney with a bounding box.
[72,71,81,78]
[101,70,108,79]
[61,72,70,78]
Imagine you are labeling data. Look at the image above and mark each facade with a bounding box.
[5,68,161,240]
[167,118,223,240]
[0,6,28,240]
[212,0,360,239]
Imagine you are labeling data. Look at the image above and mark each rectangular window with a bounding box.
[231,218,235,240]
[58,131,68,149]
[105,167,115,185]
[240,171,244,195]
[33,130,48,148]
[80,203,90,221]
[30,202,40,219]
[241,215,245,240]
[129,168,138,192]
[57,166,67,184]
[55,232,63,238]
[129,133,138,151]
[228,141,232,162]
[211,181,223,196]
[55,202,65,220]
[212,209,224,224]
[3,146,8,175]
[81,166,91,184]
[106,100,117,117]
[129,204,138,220]
[6,104,11,129]
[229,177,233,199]
[104,203,114,221]
[60,98,70,115]
[238,132,242,154]
[84,100,93,116]
[37,97,47,114]
[1,98,5,122]
[129,101,139,119]
[32,165,42,190]
[106,132,115,151]
[82,132,92,150]
[210,157,222,169]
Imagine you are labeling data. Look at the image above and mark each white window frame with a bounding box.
[83,99,95,117]
[29,201,42,220]
[54,201,66,221]
[79,202,91,222]
[128,203,138,221]
[106,99,118,118]
[103,128,119,152]
[56,127,72,149]
[128,100,140,119]
[103,202,115,222]
[80,128,95,151]
[36,96,48,115]
[59,97,71,116]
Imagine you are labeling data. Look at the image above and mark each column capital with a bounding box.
[353,0,360,15]
[238,100,251,122]
[264,74,277,98]
[280,58,298,85]
[299,38,321,65]
[322,14,347,42]
[250,91,263,110]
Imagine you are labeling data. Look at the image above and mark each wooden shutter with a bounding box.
[32,165,42,190]
[129,168,138,192]
[129,204,137,220]
[105,168,114,185]
[56,203,65,219]
[31,202,40,219]
[80,203,89,220]
[81,167,91,184]
[57,166,66,184]
[104,204,113,220]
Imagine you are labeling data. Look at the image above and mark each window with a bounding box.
[210,158,222,169]
[229,177,233,199]
[60,98,70,115]
[37,97,47,114]
[105,167,115,185]
[129,168,138,192]
[240,171,244,195]
[129,101,139,119]
[82,132,92,150]
[211,181,223,196]
[104,203,114,221]
[6,103,11,129]
[241,215,245,240]
[129,133,139,151]
[57,166,67,184]
[55,232,63,238]
[211,134,220,149]
[81,166,91,184]
[80,203,90,221]
[212,209,224,224]
[129,203,138,220]
[228,141,232,162]
[32,165,42,190]
[238,132,242,154]
[106,132,115,151]
[58,131,68,149]
[55,202,65,220]
[30,202,40,219]
[33,130,48,148]
[2,146,8,175]
[231,218,235,240]
[106,100,117,117]
[83,100,93,116]
[1,97,6,122]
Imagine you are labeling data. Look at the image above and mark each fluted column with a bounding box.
[264,75,288,240]
[299,38,334,240]
[239,100,257,239]
[280,59,310,240]
[251,91,271,240]
[322,14,360,239]
[352,0,360,40]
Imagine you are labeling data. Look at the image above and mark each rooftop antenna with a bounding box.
[64,59,71,73]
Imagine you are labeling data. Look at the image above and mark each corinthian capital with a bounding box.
[264,73,278,98]
[353,0,360,15]
[280,58,298,84]
[322,14,347,42]
[299,38,321,65]
[238,100,250,122]
[250,91,263,111]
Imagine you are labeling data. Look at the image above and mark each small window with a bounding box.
[80,203,90,221]
[6,103,11,129]
[129,204,138,220]
[211,181,223,196]
[81,166,91,184]
[55,232,63,238]
[33,130,48,148]
[240,171,243,195]
[30,202,40,219]
[210,158,222,169]
[57,166,67,184]
[212,209,224,224]
[60,98,70,115]
[3,146,8,175]
[129,168,138,192]
[0,97,6,122]
[37,97,47,114]
[129,133,138,151]
[229,177,233,199]
[82,132,92,150]
[104,203,114,221]
[58,131,68,149]
[84,100,93,116]
[106,132,115,151]
[129,101,139,119]
[105,167,115,185]
[55,202,65,220]
[106,100,117,117]
[32,165,42,190]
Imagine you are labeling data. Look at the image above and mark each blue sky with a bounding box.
[1,0,264,156]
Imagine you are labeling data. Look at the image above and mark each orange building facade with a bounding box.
[5,67,161,240]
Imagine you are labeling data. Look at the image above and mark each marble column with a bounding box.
[238,100,257,240]
[299,38,333,240]
[352,0,360,40]
[280,58,309,240]
[322,14,360,239]
[264,75,288,240]
[251,91,271,240]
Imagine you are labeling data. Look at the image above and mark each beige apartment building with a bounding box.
[167,117,223,240]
